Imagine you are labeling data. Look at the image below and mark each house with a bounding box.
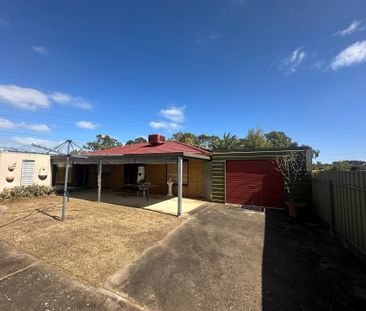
[51,134,212,215]
[0,151,52,192]
[51,134,312,215]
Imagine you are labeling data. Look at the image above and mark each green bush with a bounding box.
[0,185,55,201]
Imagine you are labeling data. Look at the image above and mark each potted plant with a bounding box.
[275,151,308,217]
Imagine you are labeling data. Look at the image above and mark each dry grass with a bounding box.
[0,196,182,287]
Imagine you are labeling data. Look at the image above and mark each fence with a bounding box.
[312,170,366,263]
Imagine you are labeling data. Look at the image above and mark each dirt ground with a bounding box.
[0,195,182,287]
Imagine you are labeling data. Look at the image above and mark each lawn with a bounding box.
[0,195,182,287]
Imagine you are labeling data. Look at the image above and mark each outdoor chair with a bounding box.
[139,182,151,201]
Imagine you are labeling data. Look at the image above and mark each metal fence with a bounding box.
[312,170,366,263]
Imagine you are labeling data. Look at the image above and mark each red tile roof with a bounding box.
[88,141,211,156]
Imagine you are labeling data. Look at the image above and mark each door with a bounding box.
[20,160,35,186]
[226,160,284,208]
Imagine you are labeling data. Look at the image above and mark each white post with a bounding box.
[97,160,102,202]
[177,156,183,216]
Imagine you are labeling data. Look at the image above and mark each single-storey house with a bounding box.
[0,151,52,192]
[50,134,312,215]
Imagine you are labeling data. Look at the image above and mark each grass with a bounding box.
[0,195,182,287]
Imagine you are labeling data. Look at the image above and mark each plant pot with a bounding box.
[286,202,306,218]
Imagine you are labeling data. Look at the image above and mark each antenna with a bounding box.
[32,140,89,221]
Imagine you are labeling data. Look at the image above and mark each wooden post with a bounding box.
[98,160,102,202]
[177,156,183,216]
[61,141,71,221]
[328,181,335,236]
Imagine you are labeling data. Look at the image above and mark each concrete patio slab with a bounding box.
[72,190,208,216]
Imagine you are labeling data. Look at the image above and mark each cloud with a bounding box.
[149,121,181,132]
[195,30,220,48]
[0,18,11,28]
[18,122,50,132]
[280,47,306,74]
[49,92,92,110]
[76,121,99,129]
[0,85,50,110]
[0,117,50,132]
[331,40,366,70]
[0,136,63,152]
[160,106,185,123]
[0,84,93,110]
[335,20,365,37]
[150,105,185,132]
[32,45,49,55]
[0,118,16,129]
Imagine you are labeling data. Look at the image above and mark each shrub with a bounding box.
[0,185,55,201]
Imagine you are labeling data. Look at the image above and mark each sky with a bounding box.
[0,0,365,163]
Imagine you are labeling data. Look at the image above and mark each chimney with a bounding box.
[148,134,166,145]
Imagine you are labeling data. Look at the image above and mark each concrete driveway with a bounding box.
[106,204,366,311]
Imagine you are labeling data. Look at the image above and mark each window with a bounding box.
[20,160,35,185]
[166,160,189,185]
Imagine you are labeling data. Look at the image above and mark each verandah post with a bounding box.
[177,156,183,216]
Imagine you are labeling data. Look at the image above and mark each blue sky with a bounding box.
[0,0,365,163]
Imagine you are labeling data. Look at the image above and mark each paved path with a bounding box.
[106,204,366,311]
[0,242,137,311]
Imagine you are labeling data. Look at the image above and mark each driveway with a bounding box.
[106,204,366,311]
[1,203,366,311]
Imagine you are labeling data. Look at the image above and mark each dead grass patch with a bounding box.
[0,196,182,287]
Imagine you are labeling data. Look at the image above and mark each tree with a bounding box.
[275,151,308,203]
[126,137,147,145]
[265,131,297,148]
[242,128,268,148]
[170,132,198,145]
[197,134,220,149]
[84,134,122,151]
[211,132,242,150]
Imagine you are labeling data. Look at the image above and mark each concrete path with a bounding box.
[106,204,366,311]
[0,242,138,311]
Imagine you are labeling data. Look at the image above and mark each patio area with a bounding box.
[71,190,209,216]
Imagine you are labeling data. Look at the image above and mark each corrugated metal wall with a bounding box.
[312,170,366,263]
[212,149,312,205]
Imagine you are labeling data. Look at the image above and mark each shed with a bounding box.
[211,148,313,208]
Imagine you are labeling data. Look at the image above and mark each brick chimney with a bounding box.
[148,134,166,145]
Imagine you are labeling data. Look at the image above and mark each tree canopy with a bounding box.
[125,137,147,145]
[83,134,122,151]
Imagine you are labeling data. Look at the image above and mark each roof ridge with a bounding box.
[172,140,210,154]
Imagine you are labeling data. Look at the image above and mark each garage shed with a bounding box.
[211,148,313,208]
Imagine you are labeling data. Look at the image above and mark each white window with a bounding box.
[20,160,35,185]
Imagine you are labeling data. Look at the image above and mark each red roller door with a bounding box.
[226,160,285,208]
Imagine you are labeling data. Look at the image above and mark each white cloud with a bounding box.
[18,122,50,132]
[195,31,220,48]
[0,18,11,28]
[150,105,185,132]
[0,84,93,111]
[76,121,99,129]
[32,45,49,55]
[0,117,50,132]
[331,40,366,70]
[149,121,181,132]
[49,92,92,110]
[0,118,16,129]
[336,20,365,37]
[0,85,50,110]
[160,106,185,123]
[0,136,63,152]
[281,47,306,74]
